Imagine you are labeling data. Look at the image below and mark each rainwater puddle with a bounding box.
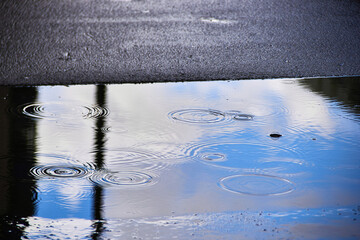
[0,77,360,239]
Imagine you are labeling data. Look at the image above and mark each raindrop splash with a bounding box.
[225,110,254,121]
[199,153,227,162]
[233,114,254,121]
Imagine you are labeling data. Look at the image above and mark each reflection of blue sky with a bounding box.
[32,79,360,220]
[35,86,96,219]
[36,179,93,219]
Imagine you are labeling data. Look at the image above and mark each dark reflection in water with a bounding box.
[299,77,360,119]
[91,85,106,240]
[0,87,38,239]
[0,77,359,239]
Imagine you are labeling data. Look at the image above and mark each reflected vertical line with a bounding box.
[0,86,38,239]
[92,85,107,240]
[94,85,107,170]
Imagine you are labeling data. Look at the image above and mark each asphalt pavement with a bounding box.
[1,0,360,85]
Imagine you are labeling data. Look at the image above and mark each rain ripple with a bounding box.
[169,109,227,124]
[168,109,254,124]
[19,102,109,120]
[29,165,156,188]
[35,179,95,210]
[225,110,254,121]
[89,171,155,187]
[219,174,295,196]
[103,148,173,172]
[30,165,93,179]
[184,141,304,173]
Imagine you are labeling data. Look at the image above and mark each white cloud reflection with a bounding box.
[33,79,360,219]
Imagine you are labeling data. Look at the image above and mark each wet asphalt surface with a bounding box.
[1,0,360,85]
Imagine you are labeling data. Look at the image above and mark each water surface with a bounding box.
[0,77,359,239]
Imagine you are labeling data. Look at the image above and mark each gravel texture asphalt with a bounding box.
[1,0,360,85]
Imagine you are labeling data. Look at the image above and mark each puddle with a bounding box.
[14,206,360,240]
[0,77,360,239]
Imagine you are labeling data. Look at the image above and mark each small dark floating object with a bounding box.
[270,133,282,138]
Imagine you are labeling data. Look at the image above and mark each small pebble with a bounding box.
[270,133,282,138]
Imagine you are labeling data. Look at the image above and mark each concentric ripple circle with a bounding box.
[104,148,172,172]
[30,165,93,178]
[199,153,227,162]
[20,102,109,120]
[184,142,302,172]
[89,171,154,186]
[82,105,110,119]
[36,180,95,208]
[219,174,295,196]
[169,109,227,124]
